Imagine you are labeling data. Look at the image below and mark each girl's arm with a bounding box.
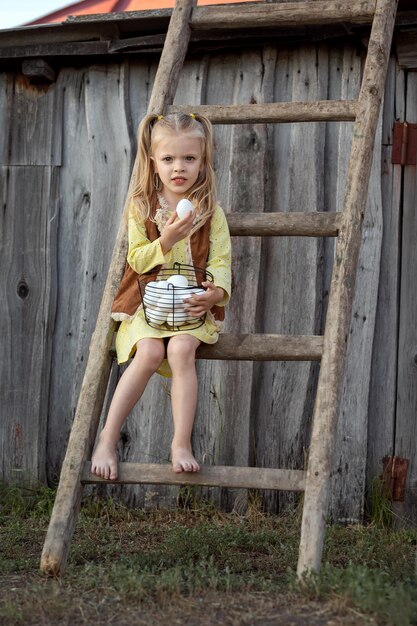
[159,211,194,254]
[127,214,173,274]
[128,208,195,272]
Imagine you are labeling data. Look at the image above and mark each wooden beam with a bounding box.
[81,462,306,492]
[191,1,376,30]
[108,34,166,53]
[0,41,109,58]
[297,0,398,578]
[197,334,323,362]
[226,212,341,237]
[168,101,357,124]
[22,59,56,83]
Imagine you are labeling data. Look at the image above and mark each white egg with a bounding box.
[145,281,159,292]
[146,308,167,325]
[157,292,184,311]
[167,274,189,288]
[166,311,188,327]
[143,293,160,310]
[176,198,194,219]
[174,287,192,302]
[155,280,169,290]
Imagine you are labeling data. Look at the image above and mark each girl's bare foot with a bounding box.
[91,436,118,480]
[171,445,200,473]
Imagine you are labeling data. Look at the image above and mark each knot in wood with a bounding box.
[17,280,29,300]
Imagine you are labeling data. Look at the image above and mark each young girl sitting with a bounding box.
[91,112,232,481]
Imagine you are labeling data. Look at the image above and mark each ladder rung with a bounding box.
[227,212,341,237]
[197,334,323,361]
[191,1,375,30]
[168,101,357,124]
[82,462,306,492]
[110,334,323,362]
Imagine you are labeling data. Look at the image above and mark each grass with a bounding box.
[0,481,416,625]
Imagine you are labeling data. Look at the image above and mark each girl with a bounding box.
[91,112,232,481]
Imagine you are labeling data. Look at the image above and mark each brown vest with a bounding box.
[111,211,225,321]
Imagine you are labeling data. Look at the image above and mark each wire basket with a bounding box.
[138,262,213,331]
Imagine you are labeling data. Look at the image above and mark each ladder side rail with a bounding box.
[148,0,197,114]
[297,0,398,578]
[40,0,197,577]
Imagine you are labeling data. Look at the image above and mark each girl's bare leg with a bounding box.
[91,338,165,480]
[167,334,201,473]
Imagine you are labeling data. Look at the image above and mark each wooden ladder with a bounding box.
[40,0,398,578]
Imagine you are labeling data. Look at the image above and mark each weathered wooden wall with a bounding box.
[1,38,414,521]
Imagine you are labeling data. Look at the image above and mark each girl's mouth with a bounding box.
[172,177,186,185]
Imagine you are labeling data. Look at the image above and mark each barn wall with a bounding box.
[0,40,409,520]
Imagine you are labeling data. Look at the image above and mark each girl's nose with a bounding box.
[174,161,184,172]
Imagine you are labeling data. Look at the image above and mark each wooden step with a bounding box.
[82,462,306,492]
[191,1,375,30]
[110,334,323,362]
[197,334,323,361]
[168,101,357,124]
[227,212,341,237]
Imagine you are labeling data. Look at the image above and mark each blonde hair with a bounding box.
[127,112,217,233]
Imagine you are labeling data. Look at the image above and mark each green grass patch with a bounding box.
[0,482,416,625]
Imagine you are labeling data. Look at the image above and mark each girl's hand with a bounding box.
[183,282,225,317]
[159,211,194,254]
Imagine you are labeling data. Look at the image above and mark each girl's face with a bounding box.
[151,131,203,206]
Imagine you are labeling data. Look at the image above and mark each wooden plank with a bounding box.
[40,0,197,577]
[41,64,132,571]
[251,43,327,515]
[0,73,11,162]
[394,70,417,523]
[109,34,166,53]
[201,48,271,511]
[45,68,92,482]
[109,333,324,362]
[324,45,362,522]
[46,65,132,484]
[191,1,376,30]
[0,74,62,166]
[0,166,58,485]
[0,41,109,59]
[367,57,403,502]
[227,212,340,236]
[322,45,360,321]
[298,0,398,577]
[81,462,306,492]
[332,104,384,524]
[196,334,323,361]
[168,100,357,123]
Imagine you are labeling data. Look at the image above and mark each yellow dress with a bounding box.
[115,202,232,376]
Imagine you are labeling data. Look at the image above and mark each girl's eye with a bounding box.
[185,156,195,161]
[162,156,172,162]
